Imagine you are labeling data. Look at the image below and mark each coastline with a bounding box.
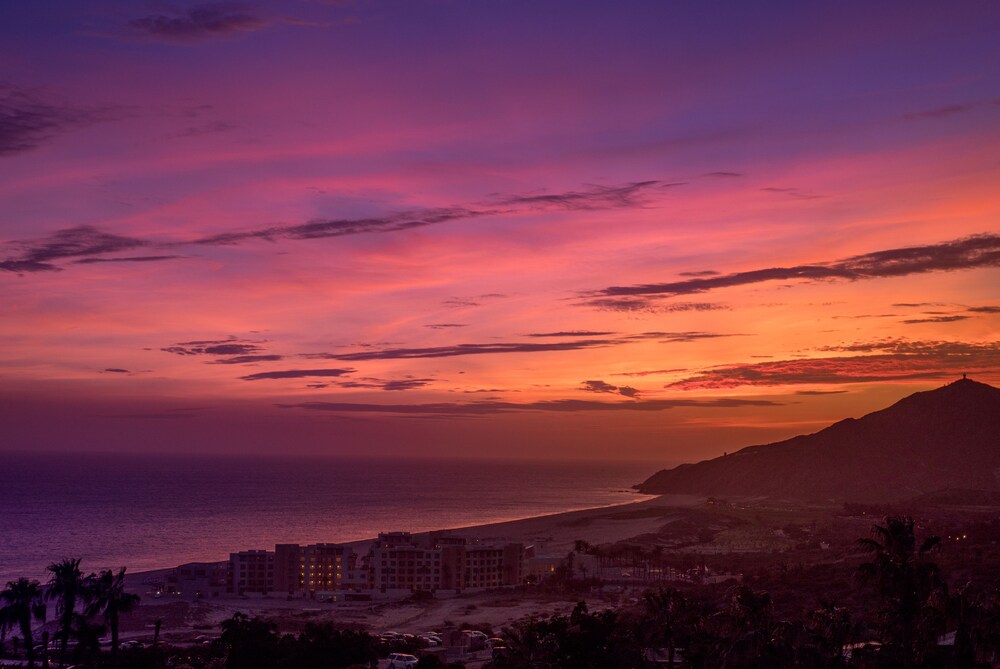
[118,493,707,642]
[3,455,659,584]
[374,492,701,552]
[128,492,701,584]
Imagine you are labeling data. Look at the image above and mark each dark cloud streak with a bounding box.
[1,225,150,273]
[670,340,1000,389]
[240,368,355,381]
[312,339,620,361]
[3,182,664,273]
[0,84,99,158]
[310,331,737,361]
[590,234,1000,300]
[277,396,781,416]
[209,354,283,364]
[582,379,639,398]
[128,3,266,41]
[901,315,970,324]
[75,255,183,264]
[526,330,617,338]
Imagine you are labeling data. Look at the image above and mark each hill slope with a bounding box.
[637,378,1000,502]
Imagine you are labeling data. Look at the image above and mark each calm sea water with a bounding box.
[0,453,659,582]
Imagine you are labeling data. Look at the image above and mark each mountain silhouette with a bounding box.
[637,378,1000,502]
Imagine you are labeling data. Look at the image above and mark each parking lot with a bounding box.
[377,651,491,668]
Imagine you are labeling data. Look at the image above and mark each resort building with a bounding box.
[370,531,524,593]
[164,561,228,598]
[221,532,525,598]
[274,543,368,595]
[228,549,275,595]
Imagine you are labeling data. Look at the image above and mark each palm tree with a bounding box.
[857,515,944,669]
[46,558,86,668]
[720,585,781,669]
[85,567,140,668]
[641,587,698,666]
[0,578,47,668]
[807,601,856,669]
[69,614,105,668]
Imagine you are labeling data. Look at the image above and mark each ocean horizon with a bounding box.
[0,452,661,582]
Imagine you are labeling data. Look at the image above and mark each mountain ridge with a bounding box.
[637,378,1000,502]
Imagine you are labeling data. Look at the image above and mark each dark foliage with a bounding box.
[219,614,378,669]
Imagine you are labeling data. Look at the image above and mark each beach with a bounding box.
[119,493,704,643]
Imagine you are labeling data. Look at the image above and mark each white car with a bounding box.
[387,652,419,668]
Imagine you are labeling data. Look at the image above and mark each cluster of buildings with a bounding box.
[161,531,527,599]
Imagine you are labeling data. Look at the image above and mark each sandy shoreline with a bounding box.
[130,492,693,581]
[119,493,708,640]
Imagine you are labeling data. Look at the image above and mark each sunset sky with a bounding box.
[2,1,998,461]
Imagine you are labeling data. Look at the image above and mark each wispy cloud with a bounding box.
[1,225,149,273]
[491,180,677,210]
[3,182,665,274]
[581,297,726,313]
[162,341,264,356]
[309,331,738,361]
[760,186,822,200]
[208,354,283,364]
[277,396,782,416]
[74,255,184,264]
[170,121,237,138]
[239,368,355,381]
[611,368,687,377]
[901,315,970,324]
[158,337,285,365]
[191,207,497,246]
[441,293,508,308]
[381,378,433,391]
[582,379,639,398]
[335,376,436,391]
[0,84,111,157]
[525,330,617,338]
[189,182,664,248]
[588,234,1000,300]
[629,331,742,343]
[128,3,267,41]
[309,339,620,361]
[669,340,1000,389]
[901,99,1000,121]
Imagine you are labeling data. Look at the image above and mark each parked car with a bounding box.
[462,629,488,650]
[387,652,419,668]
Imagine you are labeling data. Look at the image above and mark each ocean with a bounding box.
[0,452,659,582]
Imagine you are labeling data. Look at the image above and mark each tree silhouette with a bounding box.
[640,587,690,667]
[220,612,281,669]
[85,567,140,668]
[805,601,856,669]
[69,613,105,667]
[46,558,87,668]
[716,585,785,669]
[856,515,944,669]
[0,578,47,669]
